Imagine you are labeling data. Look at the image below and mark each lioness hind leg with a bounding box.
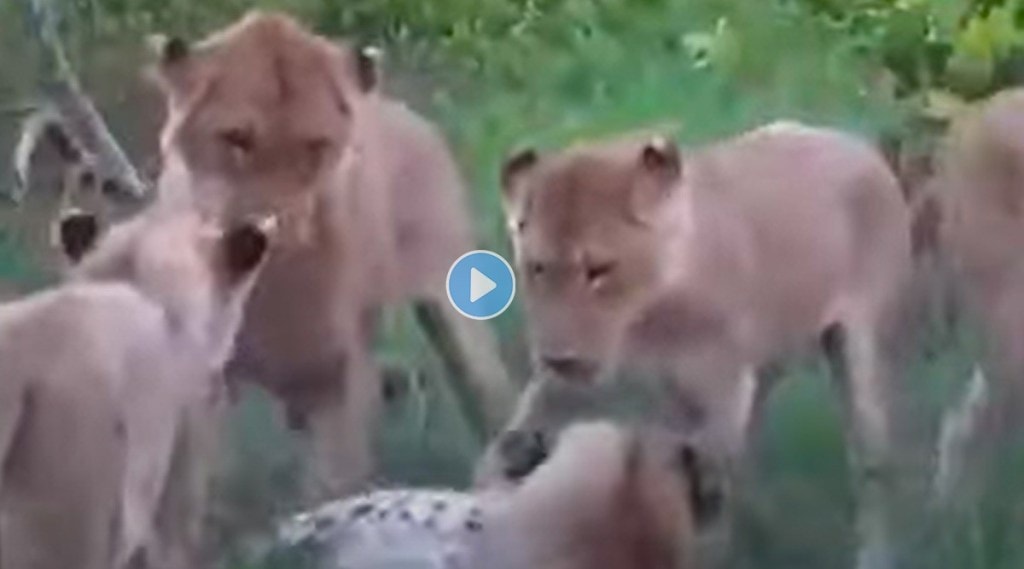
[822,320,899,569]
[935,365,991,505]
[937,285,1024,506]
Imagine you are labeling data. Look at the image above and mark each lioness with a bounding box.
[148,12,517,499]
[0,207,270,569]
[276,420,721,569]
[925,88,1024,501]
[482,123,914,569]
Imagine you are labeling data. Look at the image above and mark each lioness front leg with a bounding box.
[473,375,600,487]
[139,394,229,569]
[302,346,382,502]
[822,319,899,569]
[662,360,775,569]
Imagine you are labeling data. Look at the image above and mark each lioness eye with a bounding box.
[219,128,255,155]
[305,138,332,170]
[584,261,616,286]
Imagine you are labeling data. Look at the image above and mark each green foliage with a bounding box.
[777,0,1024,110]
[4,1,1024,568]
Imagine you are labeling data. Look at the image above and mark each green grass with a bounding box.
[0,228,46,290]
[1,1,1022,567]
[218,5,1020,562]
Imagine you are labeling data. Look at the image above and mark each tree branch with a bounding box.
[8,0,150,202]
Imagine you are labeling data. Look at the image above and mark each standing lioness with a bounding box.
[149,12,517,498]
[482,123,913,569]
[927,88,1024,501]
[0,208,271,569]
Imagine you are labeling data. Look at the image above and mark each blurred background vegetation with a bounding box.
[2,0,1024,568]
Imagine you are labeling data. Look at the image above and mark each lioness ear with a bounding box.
[640,135,682,181]
[629,136,682,223]
[501,148,539,199]
[354,45,382,93]
[676,442,724,528]
[153,34,190,64]
[147,34,200,99]
[55,209,101,265]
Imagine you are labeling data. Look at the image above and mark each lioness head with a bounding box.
[490,421,721,569]
[57,207,275,367]
[150,11,378,241]
[501,135,683,383]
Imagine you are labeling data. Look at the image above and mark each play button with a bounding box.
[469,268,497,302]
[446,250,516,320]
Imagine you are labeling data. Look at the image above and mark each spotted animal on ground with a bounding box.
[276,420,720,569]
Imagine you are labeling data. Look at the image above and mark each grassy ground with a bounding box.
[1,1,1023,568]
[215,34,1022,569]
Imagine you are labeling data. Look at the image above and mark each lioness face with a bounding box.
[501,138,682,383]
[151,13,376,235]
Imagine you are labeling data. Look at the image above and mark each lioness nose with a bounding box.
[541,355,598,382]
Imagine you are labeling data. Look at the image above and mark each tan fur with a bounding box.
[488,122,913,568]
[0,281,19,302]
[282,421,708,569]
[477,422,701,569]
[928,88,1024,499]
[0,209,268,569]
[150,11,516,499]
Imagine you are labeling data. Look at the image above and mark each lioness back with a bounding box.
[375,99,475,294]
[502,121,911,373]
[687,123,911,346]
[0,284,161,569]
[940,88,1024,280]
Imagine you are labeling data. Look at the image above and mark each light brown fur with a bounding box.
[282,421,717,569]
[150,12,516,499]
[0,208,269,569]
[926,88,1024,500]
[476,422,707,569]
[485,122,913,568]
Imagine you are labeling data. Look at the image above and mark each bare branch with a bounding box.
[11,108,56,202]
[12,0,150,202]
[44,82,149,198]
[0,101,38,118]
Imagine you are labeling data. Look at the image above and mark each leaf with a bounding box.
[922,88,969,121]
[682,17,740,72]
[921,0,970,38]
[945,50,994,97]
[956,4,1024,60]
